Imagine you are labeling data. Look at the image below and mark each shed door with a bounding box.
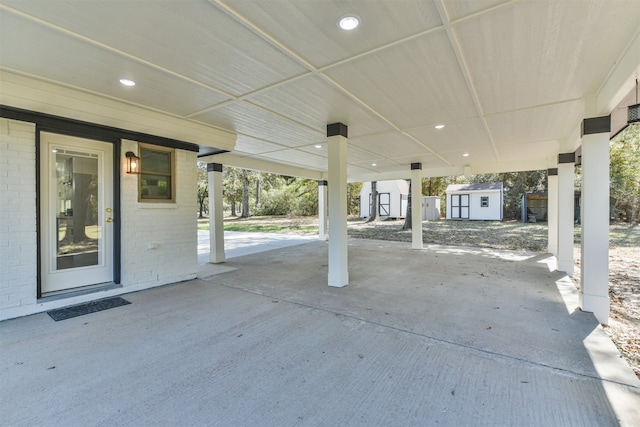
[379,193,390,216]
[451,194,469,219]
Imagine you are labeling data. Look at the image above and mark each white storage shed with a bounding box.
[361,181,441,220]
[422,196,441,221]
[445,183,503,221]
[360,180,408,219]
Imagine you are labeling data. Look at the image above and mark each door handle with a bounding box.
[106,217,113,223]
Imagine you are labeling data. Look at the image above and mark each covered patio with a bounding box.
[2,0,639,324]
[2,239,639,426]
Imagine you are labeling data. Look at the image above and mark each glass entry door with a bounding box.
[40,133,114,294]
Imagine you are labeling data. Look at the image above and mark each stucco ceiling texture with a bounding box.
[1,0,639,180]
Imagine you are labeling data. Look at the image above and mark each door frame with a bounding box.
[1,106,202,298]
[451,194,470,219]
[35,128,121,298]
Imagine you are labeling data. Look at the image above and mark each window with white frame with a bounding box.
[481,196,489,207]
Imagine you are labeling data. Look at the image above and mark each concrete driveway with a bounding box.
[198,229,318,260]
[2,237,639,426]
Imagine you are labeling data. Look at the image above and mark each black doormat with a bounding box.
[47,297,131,321]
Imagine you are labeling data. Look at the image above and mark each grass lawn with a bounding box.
[197,216,638,251]
[197,216,317,234]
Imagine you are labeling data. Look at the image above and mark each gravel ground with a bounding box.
[223,216,639,379]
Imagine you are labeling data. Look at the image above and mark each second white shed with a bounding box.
[445,182,503,221]
[361,180,409,219]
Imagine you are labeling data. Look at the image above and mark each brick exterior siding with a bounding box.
[0,119,38,311]
[0,124,198,320]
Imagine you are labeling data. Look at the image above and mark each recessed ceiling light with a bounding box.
[435,124,445,129]
[315,145,322,149]
[371,163,377,167]
[119,78,136,87]
[462,152,470,157]
[338,14,360,30]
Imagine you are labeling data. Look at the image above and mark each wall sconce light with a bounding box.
[125,151,140,174]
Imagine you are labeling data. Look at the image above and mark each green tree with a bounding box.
[610,125,640,222]
[402,180,414,230]
[196,163,208,218]
[366,181,378,223]
[347,182,363,216]
[222,167,243,217]
[240,169,251,218]
[291,178,318,216]
[422,177,448,197]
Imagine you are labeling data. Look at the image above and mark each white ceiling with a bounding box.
[1,0,639,180]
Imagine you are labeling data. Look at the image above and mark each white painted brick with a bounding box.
[1,299,21,309]
[2,128,200,318]
[3,163,19,172]
[8,120,35,134]
[120,145,197,287]
[0,118,37,318]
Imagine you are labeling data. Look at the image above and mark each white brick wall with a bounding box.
[0,129,198,320]
[120,140,197,288]
[0,119,37,311]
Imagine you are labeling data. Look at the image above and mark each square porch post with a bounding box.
[207,163,225,264]
[579,116,611,324]
[327,123,348,287]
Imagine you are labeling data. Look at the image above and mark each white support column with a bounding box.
[318,180,328,241]
[207,163,225,264]
[547,168,558,256]
[411,163,423,249]
[579,117,611,324]
[557,153,575,275]
[327,123,348,287]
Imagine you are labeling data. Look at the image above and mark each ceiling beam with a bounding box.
[597,29,640,115]
[0,71,237,151]
[433,0,501,164]
[200,152,325,180]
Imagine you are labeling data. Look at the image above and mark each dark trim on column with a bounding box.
[581,116,611,136]
[558,152,575,164]
[411,162,422,170]
[207,163,223,172]
[318,180,328,186]
[547,168,558,176]
[1,105,201,152]
[327,123,348,138]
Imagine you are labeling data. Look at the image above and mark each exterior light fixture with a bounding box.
[435,124,445,129]
[338,15,360,30]
[628,78,639,125]
[119,78,136,87]
[125,151,140,174]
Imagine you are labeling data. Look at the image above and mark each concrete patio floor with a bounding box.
[2,238,639,426]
